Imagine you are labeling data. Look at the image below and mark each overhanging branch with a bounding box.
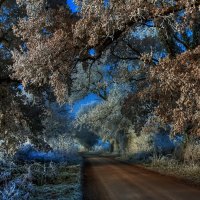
[0,77,21,85]
[78,1,200,63]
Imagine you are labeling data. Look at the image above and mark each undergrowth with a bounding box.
[0,158,82,200]
[124,134,200,185]
[146,155,200,185]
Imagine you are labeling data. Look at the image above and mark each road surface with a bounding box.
[83,155,200,200]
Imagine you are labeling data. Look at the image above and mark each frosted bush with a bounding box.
[0,168,33,200]
[127,130,154,160]
[0,172,12,183]
[183,138,200,164]
[1,182,20,200]
[127,127,177,160]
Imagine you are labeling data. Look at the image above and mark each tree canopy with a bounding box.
[0,0,200,153]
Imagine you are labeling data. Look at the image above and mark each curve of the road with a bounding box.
[83,155,200,200]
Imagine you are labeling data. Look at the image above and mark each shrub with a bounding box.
[183,138,200,164]
[0,160,33,200]
[127,128,176,161]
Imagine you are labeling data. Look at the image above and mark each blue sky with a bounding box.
[67,0,110,12]
[67,0,78,13]
[18,83,101,117]
[68,93,102,117]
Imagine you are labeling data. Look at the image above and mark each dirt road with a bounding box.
[83,155,200,200]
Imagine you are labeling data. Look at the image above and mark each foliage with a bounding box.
[12,0,77,103]
[149,46,200,135]
[182,137,200,163]
[75,85,132,140]
[126,125,176,160]
[0,0,50,154]
[1,0,200,155]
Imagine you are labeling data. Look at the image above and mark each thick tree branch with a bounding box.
[0,77,21,85]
